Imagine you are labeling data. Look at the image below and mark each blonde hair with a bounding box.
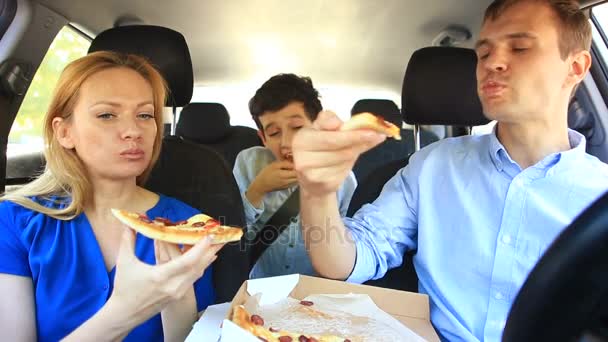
[1,51,167,220]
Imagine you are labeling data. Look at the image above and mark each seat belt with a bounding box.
[250,187,300,267]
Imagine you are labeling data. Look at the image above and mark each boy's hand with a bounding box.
[246,160,298,207]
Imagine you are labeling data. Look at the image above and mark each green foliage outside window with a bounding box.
[8,26,90,154]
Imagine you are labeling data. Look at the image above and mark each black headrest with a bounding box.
[402,47,489,126]
[351,99,402,127]
[88,25,193,107]
[176,103,231,143]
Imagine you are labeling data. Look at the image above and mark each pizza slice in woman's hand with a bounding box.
[111,209,243,245]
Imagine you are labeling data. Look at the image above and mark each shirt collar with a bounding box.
[488,127,587,175]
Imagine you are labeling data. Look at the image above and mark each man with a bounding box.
[233,73,357,279]
[292,0,608,340]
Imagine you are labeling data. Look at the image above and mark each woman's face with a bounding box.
[53,67,158,183]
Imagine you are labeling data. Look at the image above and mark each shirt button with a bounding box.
[103,284,109,291]
[495,292,504,300]
[285,265,290,269]
[289,244,295,248]
[502,235,512,245]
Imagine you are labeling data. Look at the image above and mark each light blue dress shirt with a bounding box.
[345,129,608,341]
[234,146,357,279]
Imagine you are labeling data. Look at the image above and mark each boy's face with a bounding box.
[257,101,313,162]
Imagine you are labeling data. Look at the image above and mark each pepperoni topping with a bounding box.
[308,338,319,342]
[154,217,174,226]
[173,220,188,225]
[205,219,220,228]
[299,300,314,306]
[192,221,207,227]
[138,214,152,223]
[278,337,293,342]
[250,314,264,326]
[298,336,308,342]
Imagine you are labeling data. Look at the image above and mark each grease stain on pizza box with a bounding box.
[222,274,440,341]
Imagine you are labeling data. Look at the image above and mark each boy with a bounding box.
[233,73,357,279]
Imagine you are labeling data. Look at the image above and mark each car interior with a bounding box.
[1,0,608,339]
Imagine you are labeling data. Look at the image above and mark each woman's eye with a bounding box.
[138,113,155,120]
[97,112,115,120]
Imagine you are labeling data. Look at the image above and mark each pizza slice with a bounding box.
[340,112,402,140]
[231,305,352,342]
[111,209,243,245]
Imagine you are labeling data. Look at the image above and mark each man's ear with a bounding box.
[52,117,75,149]
[257,129,267,147]
[568,50,592,88]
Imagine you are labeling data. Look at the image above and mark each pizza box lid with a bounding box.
[219,274,440,341]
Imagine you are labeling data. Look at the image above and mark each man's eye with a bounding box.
[267,131,279,137]
[513,47,528,53]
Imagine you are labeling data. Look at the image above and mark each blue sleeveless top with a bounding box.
[0,194,214,341]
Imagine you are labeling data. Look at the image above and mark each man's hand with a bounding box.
[292,111,386,197]
[246,160,298,207]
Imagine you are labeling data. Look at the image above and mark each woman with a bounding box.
[0,51,223,341]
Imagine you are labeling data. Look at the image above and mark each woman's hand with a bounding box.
[107,228,224,327]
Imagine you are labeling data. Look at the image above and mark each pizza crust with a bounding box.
[111,209,243,245]
[341,112,401,140]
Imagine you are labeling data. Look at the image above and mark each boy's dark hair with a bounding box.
[249,73,323,132]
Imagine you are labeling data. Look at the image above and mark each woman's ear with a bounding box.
[52,116,75,149]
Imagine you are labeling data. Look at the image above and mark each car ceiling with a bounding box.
[38,0,493,94]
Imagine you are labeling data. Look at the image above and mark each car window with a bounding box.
[7,25,90,157]
[592,3,608,67]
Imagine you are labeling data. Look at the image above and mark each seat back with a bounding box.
[177,102,262,168]
[402,47,489,127]
[348,47,489,291]
[89,26,250,303]
[145,137,249,302]
[347,158,418,292]
[350,99,437,181]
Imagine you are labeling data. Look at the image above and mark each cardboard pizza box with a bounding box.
[221,274,440,341]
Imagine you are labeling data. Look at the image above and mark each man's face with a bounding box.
[258,101,313,162]
[475,1,573,124]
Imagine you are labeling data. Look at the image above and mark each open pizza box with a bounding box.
[187,274,440,341]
